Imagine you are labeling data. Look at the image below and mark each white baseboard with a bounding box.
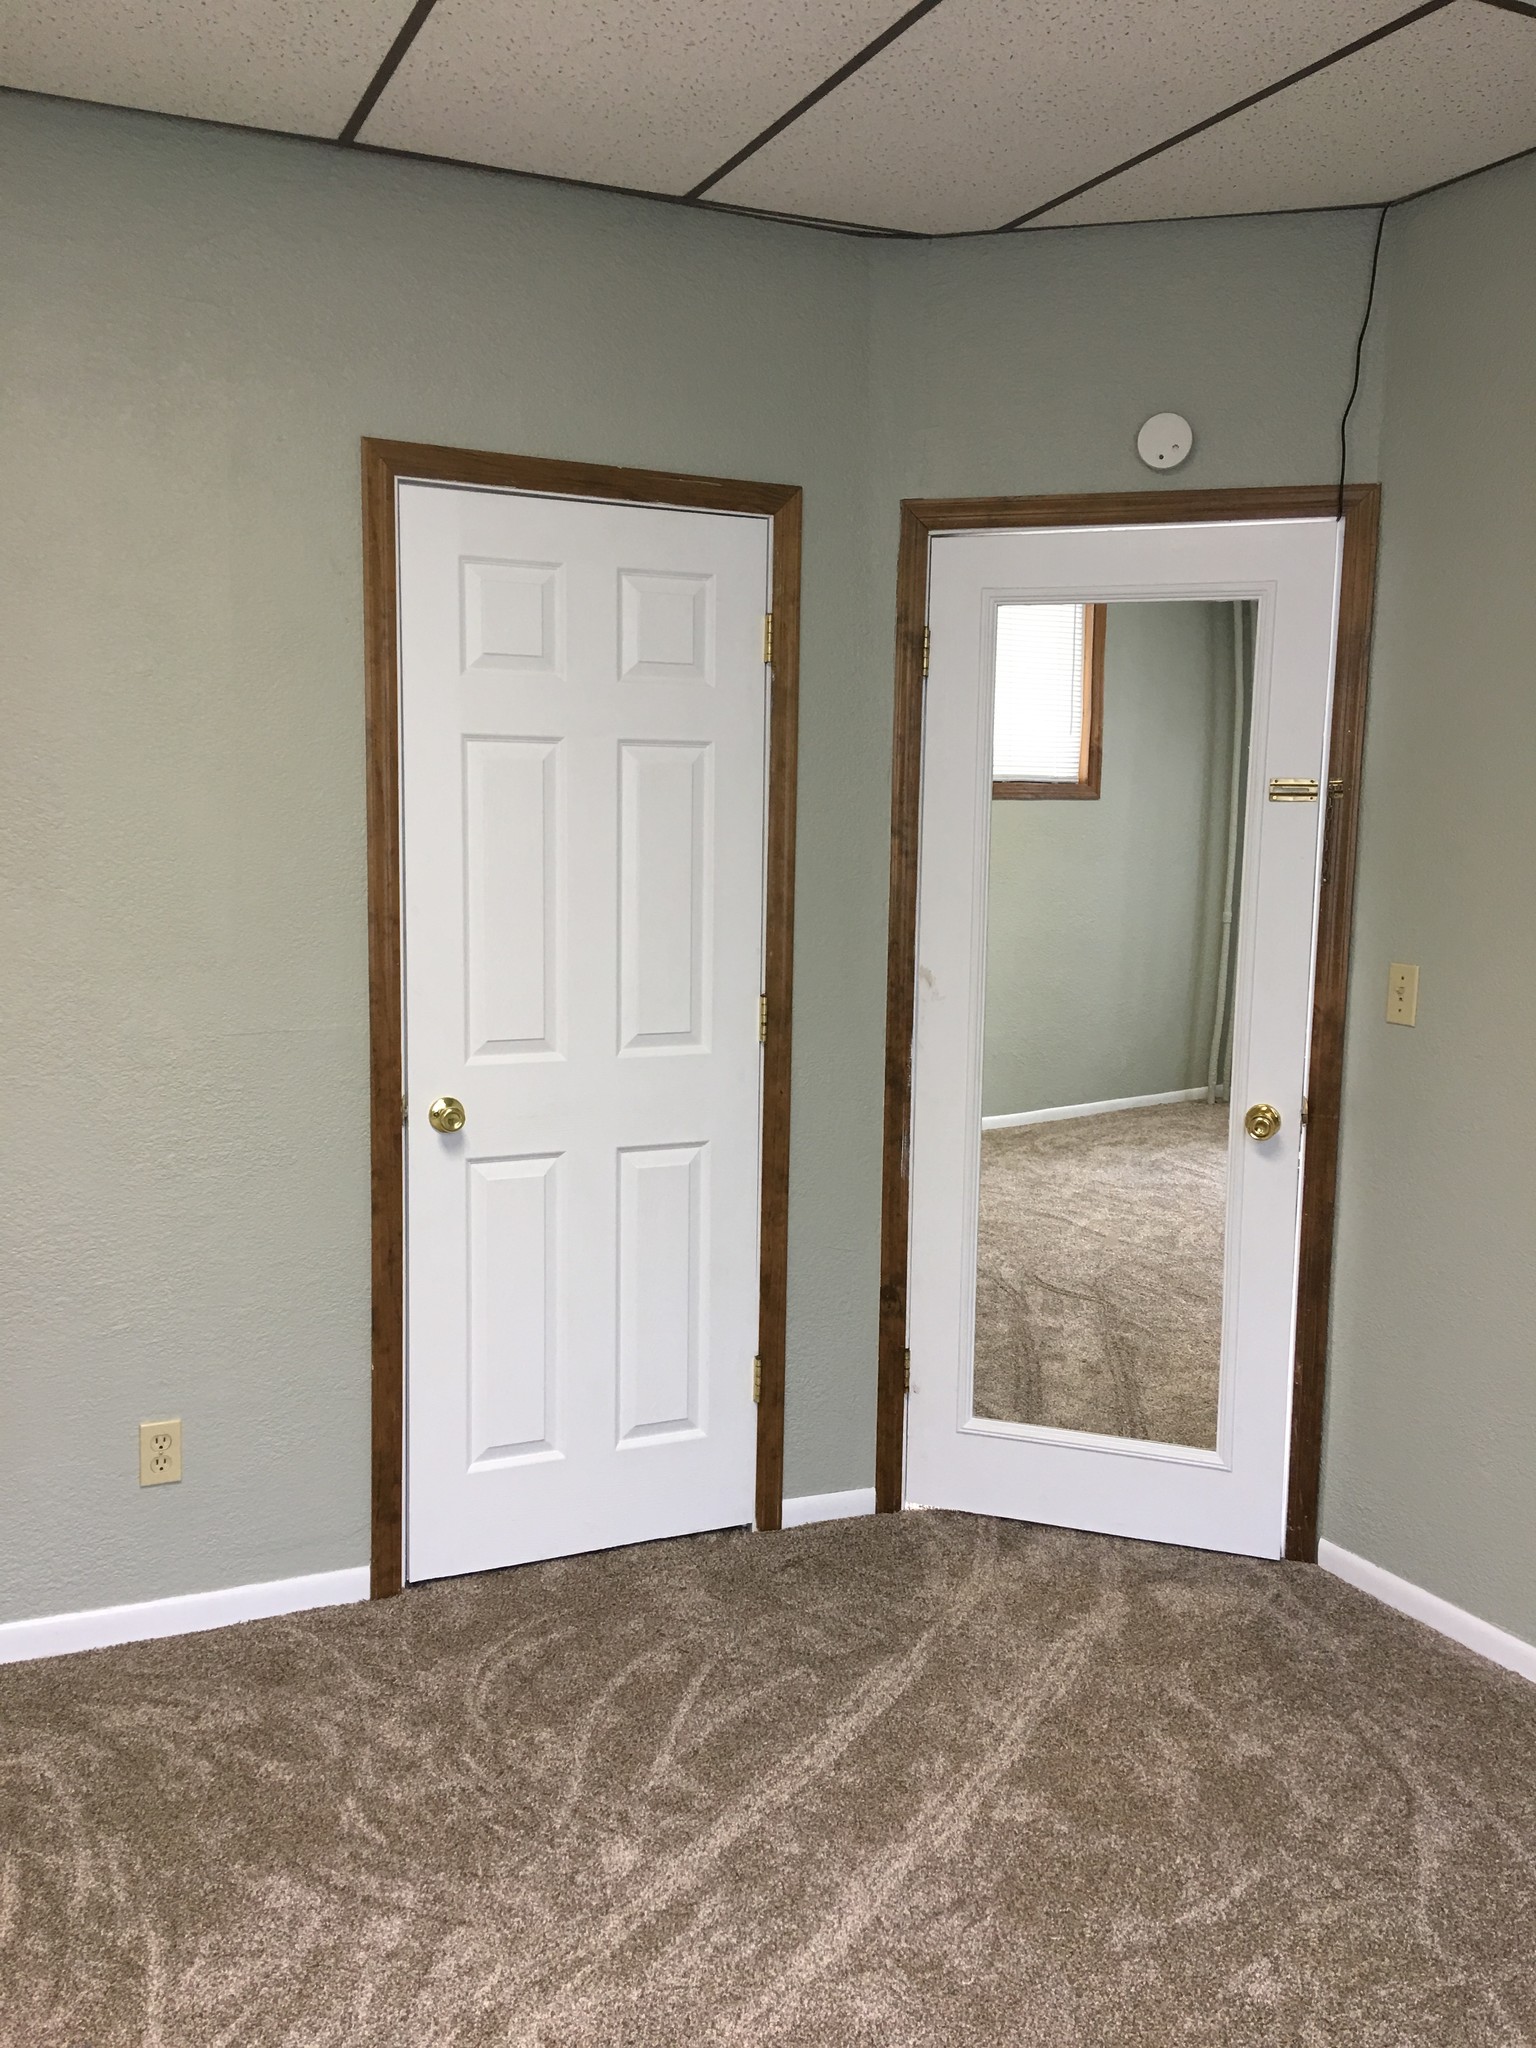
[983,1087,1208,1131]
[1319,1541,1536,1684]
[781,1488,877,1529]
[0,1565,370,1667]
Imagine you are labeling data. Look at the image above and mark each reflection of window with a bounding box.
[992,601,1105,800]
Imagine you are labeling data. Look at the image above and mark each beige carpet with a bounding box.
[975,1101,1228,1446]
[4,1513,1535,2046]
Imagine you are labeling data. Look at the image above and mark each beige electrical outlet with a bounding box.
[1386,961,1419,1027]
[139,1419,182,1486]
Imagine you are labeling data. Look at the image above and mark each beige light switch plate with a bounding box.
[1386,962,1419,1027]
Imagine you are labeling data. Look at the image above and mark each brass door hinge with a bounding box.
[904,1348,911,1393]
[921,626,930,678]
[1300,1095,1309,1129]
[763,614,773,664]
[1321,780,1348,884]
[759,992,768,1043]
[753,1355,762,1403]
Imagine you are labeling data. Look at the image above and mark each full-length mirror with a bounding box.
[973,598,1257,1451]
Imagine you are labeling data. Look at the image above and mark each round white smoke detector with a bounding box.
[1137,412,1193,469]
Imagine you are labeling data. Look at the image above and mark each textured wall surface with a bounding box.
[866,212,1387,509]
[982,602,1239,1118]
[0,94,878,1620]
[9,91,1476,1631]
[1321,157,1536,1642]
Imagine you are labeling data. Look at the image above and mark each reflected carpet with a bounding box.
[974,1101,1228,1446]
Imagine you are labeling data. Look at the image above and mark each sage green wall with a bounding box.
[982,603,1239,1118]
[0,93,883,1620]
[866,215,1386,508]
[2,92,1406,1626]
[1320,157,1536,1643]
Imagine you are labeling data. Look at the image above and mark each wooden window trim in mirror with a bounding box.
[992,602,1105,800]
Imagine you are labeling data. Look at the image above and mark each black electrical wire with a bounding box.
[1338,206,1389,518]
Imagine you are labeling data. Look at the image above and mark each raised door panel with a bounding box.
[464,737,561,1060]
[468,1154,559,1467]
[619,569,713,684]
[617,1144,704,1443]
[461,558,563,675]
[619,741,711,1053]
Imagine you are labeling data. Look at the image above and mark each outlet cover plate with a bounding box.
[139,1419,182,1486]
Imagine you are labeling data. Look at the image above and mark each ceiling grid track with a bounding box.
[685,0,951,199]
[5,0,1536,239]
[997,0,1461,229]
[339,0,443,145]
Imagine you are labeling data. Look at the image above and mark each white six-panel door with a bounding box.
[906,518,1342,1559]
[398,482,770,1582]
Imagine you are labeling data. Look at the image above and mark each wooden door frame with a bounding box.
[362,438,803,1599]
[875,484,1380,1560]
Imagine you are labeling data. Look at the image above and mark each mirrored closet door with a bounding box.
[904,517,1341,1557]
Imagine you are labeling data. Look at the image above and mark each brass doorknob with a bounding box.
[1243,1102,1282,1142]
[428,1096,466,1134]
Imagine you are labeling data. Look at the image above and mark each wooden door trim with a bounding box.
[362,438,803,1598]
[875,485,1381,1558]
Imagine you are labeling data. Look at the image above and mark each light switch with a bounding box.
[1386,962,1419,1027]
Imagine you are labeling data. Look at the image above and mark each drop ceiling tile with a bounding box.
[359,0,903,200]
[1032,4,1536,227]
[711,0,1411,233]
[0,0,406,135]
